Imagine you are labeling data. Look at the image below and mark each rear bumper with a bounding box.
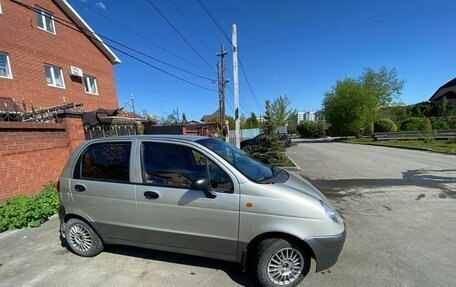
[304,227,346,272]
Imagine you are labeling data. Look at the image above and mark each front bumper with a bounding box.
[304,227,346,272]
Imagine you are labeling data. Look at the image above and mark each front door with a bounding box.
[70,141,141,243]
[135,141,239,261]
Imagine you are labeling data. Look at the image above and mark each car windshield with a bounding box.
[197,138,273,182]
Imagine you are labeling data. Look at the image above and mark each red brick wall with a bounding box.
[0,0,119,112]
[0,115,85,201]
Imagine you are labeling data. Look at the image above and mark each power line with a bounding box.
[145,0,216,73]
[169,0,213,55]
[74,1,213,76]
[198,0,263,112]
[10,0,217,92]
[241,2,456,49]
[16,0,215,82]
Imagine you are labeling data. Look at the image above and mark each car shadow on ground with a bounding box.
[103,244,260,287]
[303,169,456,200]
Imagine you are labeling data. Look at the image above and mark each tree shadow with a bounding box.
[103,245,259,286]
[304,168,456,200]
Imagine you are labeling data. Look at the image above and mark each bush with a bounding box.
[400,117,432,131]
[0,184,59,232]
[374,118,397,132]
[430,118,449,130]
[297,121,327,138]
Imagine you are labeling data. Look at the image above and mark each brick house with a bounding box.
[0,0,120,112]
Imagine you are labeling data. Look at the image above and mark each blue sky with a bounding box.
[69,0,456,121]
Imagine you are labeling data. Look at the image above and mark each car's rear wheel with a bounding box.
[255,238,310,287]
[65,218,103,257]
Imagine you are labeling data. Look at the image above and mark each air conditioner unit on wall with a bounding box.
[69,66,83,77]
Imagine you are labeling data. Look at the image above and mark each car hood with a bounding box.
[279,170,331,205]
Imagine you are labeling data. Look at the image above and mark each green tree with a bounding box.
[243,112,260,129]
[181,113,188,124]
[250,101,289,166]
[270,94,298,133]
[360,66,405,106]
[323,78,377,137]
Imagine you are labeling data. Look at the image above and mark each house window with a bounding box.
[45,64,65,88]
[83,75,98,95]
[36,7,55,34]
[0,52,12,79]
[0,0,3,14]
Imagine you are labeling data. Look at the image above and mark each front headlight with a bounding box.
[319,200,340,223]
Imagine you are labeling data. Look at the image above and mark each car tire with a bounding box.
[255,238,310,287]
[65,218,104,257]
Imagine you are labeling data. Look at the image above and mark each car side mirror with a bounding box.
[191,177,217,199]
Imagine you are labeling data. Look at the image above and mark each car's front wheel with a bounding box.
[65,218,104,257]
[255,238,310,287]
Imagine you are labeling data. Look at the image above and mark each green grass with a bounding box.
[344,137,456,154]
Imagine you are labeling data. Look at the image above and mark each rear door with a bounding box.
[70,141,141,243]
[135,140,240,261]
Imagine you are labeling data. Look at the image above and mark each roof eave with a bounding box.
[55,0,121,64]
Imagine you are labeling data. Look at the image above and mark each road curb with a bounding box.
[345,142,456,156]
[281,154,301,171]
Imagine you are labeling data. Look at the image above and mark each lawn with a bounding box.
[344,137,456,154]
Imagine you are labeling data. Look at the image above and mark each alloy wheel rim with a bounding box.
[68,224,93,252]
[267,247,304,286]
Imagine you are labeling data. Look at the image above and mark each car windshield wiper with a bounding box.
[257,166,276,182]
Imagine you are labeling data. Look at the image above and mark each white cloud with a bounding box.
[94,2,106,10]
[78,0,89,3]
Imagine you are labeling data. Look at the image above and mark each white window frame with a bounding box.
[83,75,99,95]
[45,64,65,89]
[36,6,56,35]
[0,52,13,79]
[0,0,3,14]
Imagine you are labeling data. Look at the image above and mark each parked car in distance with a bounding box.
[241,133,291,153]
[58,135,345,287]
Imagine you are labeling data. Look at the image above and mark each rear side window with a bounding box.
[79,142,131,182]
[142,142,233,192]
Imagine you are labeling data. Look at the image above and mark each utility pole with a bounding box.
[216,45,229,135]
[130,93,136,118]
[232,24,240,148]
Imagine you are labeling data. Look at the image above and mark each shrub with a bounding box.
[430,118,449,130]
[297,121,327,138]
[374,118,397,132]
[400,117,432,131]
[0,184,59,232]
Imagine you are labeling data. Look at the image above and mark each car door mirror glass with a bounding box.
[191,177,217,199]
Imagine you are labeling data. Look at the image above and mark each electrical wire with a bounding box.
[197,0,263,112]
[241,2,456,49]
[10,0,217,92]
[73,0,213,76]
[145,0,216,73]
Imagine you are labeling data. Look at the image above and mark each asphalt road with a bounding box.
[0,142,455,286]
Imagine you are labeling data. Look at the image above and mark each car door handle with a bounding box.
[144,191,160,200]
[74,184,86,192]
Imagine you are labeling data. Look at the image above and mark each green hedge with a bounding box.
[297,121,327,138]
[0,184,59,232]
[374,118,397,132]
[400,117,432,131]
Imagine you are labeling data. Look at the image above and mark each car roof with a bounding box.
[85,134,211,144]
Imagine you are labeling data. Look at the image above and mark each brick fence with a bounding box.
[0,113,85,201]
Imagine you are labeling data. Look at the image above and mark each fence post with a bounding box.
[58,111,85,154]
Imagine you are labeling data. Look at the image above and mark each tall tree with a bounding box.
[250,101,289,166]
[181,113,188,124]
[360,66,405,106]
[243,112,260,129]
[323,78,377,137]
[271,95,293,127]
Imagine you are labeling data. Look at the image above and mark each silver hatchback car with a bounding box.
[58,135,345,287]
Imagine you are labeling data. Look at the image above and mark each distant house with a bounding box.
[0,0,120,112]
[429,78,456,104]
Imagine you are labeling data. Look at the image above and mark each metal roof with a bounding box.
[55,0,121,64]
